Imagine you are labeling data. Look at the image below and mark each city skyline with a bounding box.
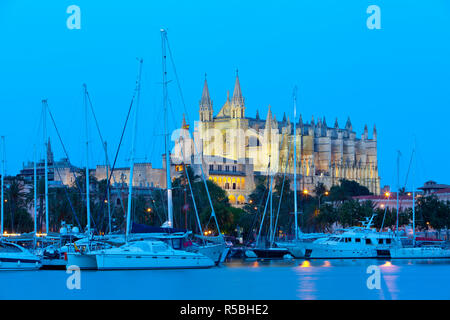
[1,1,450,190]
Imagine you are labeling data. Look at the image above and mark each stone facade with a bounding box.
[173,72,380,204]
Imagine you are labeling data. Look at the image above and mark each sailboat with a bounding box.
[245,155,290,259]
[376,147,450,259]
[0,136,41,270]
[94,57,214,270]
[274,89,327,258]
[128,29,228,265]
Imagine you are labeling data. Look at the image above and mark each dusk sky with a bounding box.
[1,1,450,190]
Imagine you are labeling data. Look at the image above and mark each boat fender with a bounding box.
[245,250,257,258]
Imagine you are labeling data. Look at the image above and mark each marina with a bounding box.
[1,1,450,305]
[2,258,450,300]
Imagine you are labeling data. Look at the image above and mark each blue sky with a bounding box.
[1,0,449,190]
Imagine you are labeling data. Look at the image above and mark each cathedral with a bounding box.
[174,72,380,205]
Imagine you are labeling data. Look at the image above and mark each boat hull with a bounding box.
[189,243,228,265]
[382,247,450,259]
[67,253,98,270]
[251,248,290,259]
[96,253,215,270]
[0,257,41,271]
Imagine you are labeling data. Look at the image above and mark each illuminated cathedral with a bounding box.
[174,72,380,205]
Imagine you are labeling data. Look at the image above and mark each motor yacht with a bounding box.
[0,241,41,270]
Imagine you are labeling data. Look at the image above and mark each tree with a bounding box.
[4,177,33,233]
[328,179,372,202]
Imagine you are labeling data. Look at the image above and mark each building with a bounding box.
[172,72,381,204]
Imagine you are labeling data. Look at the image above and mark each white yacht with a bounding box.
[276,232,328,258]
[95,240,215,270]
[0,241,41,270]
[302,227,395,259]
[376,237,450,259]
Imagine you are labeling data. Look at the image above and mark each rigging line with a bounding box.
[53,164,82,229]
[256,161,274,248]
[179,136,205,241]
[403,149,415,189]
[244,164,271,244]
[25,105,44,166]
[271,133,290,244]
[165,35,190,124]
[46,105,84,197]
[164,31,221,236]
[95,89,137,233]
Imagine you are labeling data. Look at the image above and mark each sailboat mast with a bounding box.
[396,150,400,236]
[33,144,37,239]
[412,148,416,246]
[125,58,143,240]
[105,141,112,234]
[83,84,91,235]
[43,100,49,235]
[161,29,173,227]
[293,89,298,240]
[1,136,4,238]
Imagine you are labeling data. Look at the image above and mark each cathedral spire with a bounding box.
[298,114,303,127]
[200,75,211,107]
[231,70,244,106]
[199,75,213,121]
[181,113,189,130]
[345,116,352,131]
[334,117,339,128]
[373,124,377,140]
[282,112,287,123]
[256,109,260,120]
[323,116,327,128]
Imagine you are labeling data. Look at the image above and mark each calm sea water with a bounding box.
[1,258,450,300]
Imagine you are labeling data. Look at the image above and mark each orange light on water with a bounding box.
[381,261,393,267]
[300,260,311,268]
[323,261,331,267]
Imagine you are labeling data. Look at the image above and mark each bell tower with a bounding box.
[199,75,213,122]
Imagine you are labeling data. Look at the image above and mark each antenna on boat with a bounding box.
[125,58,143,242]
[161,28,173,228]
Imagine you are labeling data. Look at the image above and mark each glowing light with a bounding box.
[303,189,308,195]
[384,192,390,198]
[324,191,329,196]
[380,261,393,268]
[300,260,311,268]
[323,261,331,267]
[146,208,152,213]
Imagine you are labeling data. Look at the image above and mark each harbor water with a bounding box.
[1,258,450,300]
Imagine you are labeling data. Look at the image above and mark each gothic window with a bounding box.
[209,164,214,171]
[218,165,222,171]
[225,165,229,172]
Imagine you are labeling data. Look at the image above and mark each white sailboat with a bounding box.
[0,136,41,270]
[377,147,450,259]
[94,57,215,270]
[275,89,327,258]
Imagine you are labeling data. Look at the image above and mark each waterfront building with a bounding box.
[173,72,381,205]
